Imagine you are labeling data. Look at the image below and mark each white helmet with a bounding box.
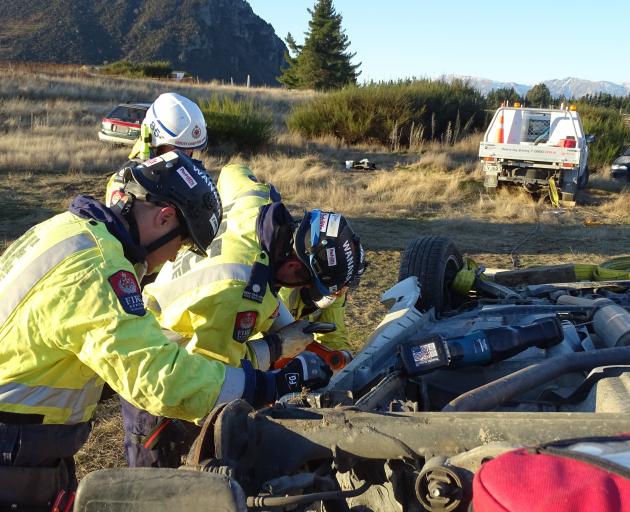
[143,92,207,151]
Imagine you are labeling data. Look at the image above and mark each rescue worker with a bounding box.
[119,163,365,469]
[105,91,208,206]
[0,152,331,510]
[106,91,211,467]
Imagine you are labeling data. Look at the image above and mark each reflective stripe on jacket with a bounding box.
[143,164,279,368]
[0,211,232,425]
[278,288,350,351]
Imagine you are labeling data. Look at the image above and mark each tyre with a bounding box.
[398,235,464,314]
[578,167,590,189]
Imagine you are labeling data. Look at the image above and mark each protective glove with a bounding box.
[241,353,333,408]
[265,319,314,361]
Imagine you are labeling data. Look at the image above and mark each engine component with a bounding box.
[415,457,468,512]
[443,346,630,412]
[556,295,630,347]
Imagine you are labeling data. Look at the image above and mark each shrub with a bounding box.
[578,104,630,169]
[199,96,274,153]
[286,79,486,148]
[99,60,172,79]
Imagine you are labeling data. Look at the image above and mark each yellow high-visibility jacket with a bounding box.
[0,210,238,425]
[143,164,281,368]
[278,288,350,351]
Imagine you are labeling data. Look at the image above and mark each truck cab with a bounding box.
[479,106,593,201]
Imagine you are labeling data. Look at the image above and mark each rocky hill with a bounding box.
[0,0,287,85]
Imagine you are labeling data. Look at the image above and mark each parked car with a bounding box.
[98,102,151,145]
[610,145,630,180]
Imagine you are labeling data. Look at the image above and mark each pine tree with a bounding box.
[278,33,302,89]
[277,0,360,90]
[526,83,553,108]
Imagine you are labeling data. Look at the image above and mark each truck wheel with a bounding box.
[578,167,590,189]
[398,236,464,314]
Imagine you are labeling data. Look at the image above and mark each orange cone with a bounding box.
[495,110,505,143]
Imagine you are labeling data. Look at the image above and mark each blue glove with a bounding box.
[242,353,332,407]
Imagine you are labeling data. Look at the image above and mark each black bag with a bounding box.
[0,457,73,510]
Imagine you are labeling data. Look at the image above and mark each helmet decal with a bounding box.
[325,213,341,237]
[192,125,202,138]
[176,166,198,189]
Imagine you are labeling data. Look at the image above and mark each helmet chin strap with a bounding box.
[115,193,187,256]
[143,226,187,254]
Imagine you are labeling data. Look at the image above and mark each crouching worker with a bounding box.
[0,152,332,511]
[123,164,366,468]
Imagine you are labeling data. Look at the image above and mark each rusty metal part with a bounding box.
[203,401,630,492]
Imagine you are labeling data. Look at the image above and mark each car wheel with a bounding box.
[398,235,464,315]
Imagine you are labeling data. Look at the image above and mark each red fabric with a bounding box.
[473,448,630,512]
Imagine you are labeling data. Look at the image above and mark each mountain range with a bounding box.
[0,0,287,85]
[444,75,630,99]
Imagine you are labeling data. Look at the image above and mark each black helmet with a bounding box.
[293,210,366,296]
[124,150,222,256]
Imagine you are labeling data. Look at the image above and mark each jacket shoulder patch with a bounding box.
[233,311,258,342]
[108,270,145,316]
[242,261,269,304]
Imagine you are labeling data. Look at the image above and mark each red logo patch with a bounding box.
[191,125,201,139]
[108,270,145,316]
[109,189,125,207]
[233,311,257,342]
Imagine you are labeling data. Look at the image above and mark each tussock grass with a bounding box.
[74,398,125,479]
[597,190,630,223]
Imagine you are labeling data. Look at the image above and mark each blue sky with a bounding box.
[247,0,628,85]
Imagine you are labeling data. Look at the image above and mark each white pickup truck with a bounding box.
[479,106,594,200]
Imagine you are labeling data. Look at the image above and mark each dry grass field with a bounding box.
[2,63,630,477]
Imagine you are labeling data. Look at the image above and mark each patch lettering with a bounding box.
[233,311,257,342]
[176,166,198,189]
[144,156,164,167]
[326,247,337,266]
[192,164,213,187]
[319,212,330,233]
[342,239,355,284]
[209,213,219,234]
[108,270,145,316]
[326,214,341,237]
[285,372,300,391]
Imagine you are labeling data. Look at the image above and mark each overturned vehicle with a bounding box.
[77,236,630,511]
